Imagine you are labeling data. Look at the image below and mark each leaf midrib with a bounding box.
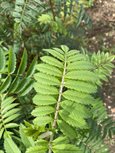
[48,54,67,153]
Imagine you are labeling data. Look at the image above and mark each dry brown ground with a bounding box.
[87,0,115,51]
[86,0,115,152]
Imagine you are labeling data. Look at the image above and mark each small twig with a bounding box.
[49,0,56,21]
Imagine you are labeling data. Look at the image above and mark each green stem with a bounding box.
[48,55,67,153]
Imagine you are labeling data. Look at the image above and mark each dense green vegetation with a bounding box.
[0,0,115,153]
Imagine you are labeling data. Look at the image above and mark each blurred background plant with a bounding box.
[0,0,95,55]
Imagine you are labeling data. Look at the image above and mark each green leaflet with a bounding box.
[1,97,16,110]
[2,108,20,119]
[15,78,30,93]
[0,48,5,71]
[36,139,48,146]
[34,73,60,86]
[67,54,86,62]
[18,79,34,96]
[19,124,34,148]
[17,49,27,74]
[61,101,90,119]
[4,137,21,153]
[3,114,20,124]
[0,96,20,138]
[33,95,57,105]
[26,145,48,153]
[8,77,20,93]
[34,83,58,95]
[52,144,81,153]
[0,76,11,93]
[67,49,79,57]
[53,48,65,55]
[1,103,19,114]
[4,123,19,129]
[32,106,54,117]
[64,80,97,93]
[43,49,64,61]
[41,56,63,68]
[60,100,74,107]
[26,56,37,78]
[67,61,94,70]
[60,109,87,129]
[61,45,69,53]
[52,136,69,145]
[36,64,62,77]
[66,70,98,82]
[63,90,94,105]
[8,49,16,74]
[58,120,76,139]
[34,76,58,86]
[33,116,52,126]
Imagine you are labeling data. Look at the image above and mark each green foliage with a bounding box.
[4,136,21,153]
[79,132,109,153]
[91,51,115,84]
[30,46,115,153]
[0,45,114,152]
[0,0,93,53]
[0,96,19,138]
[0,47,36,150]
[13,0,44,33]
[0,0,115,152]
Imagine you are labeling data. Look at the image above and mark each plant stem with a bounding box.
[49,0,56,21]
[48,55,67,153]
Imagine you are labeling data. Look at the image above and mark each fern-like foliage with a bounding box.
[79,129,109,153]
[0,0,94,53]
[91,51,115,85]
[13,0,44,32]
[0,47,36,141]
[4,136,21,153]
[31,45,114,153]
[33,46,96,127]
[90,100,115,140]
[0,96,19,138]
[79,116,115,153]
